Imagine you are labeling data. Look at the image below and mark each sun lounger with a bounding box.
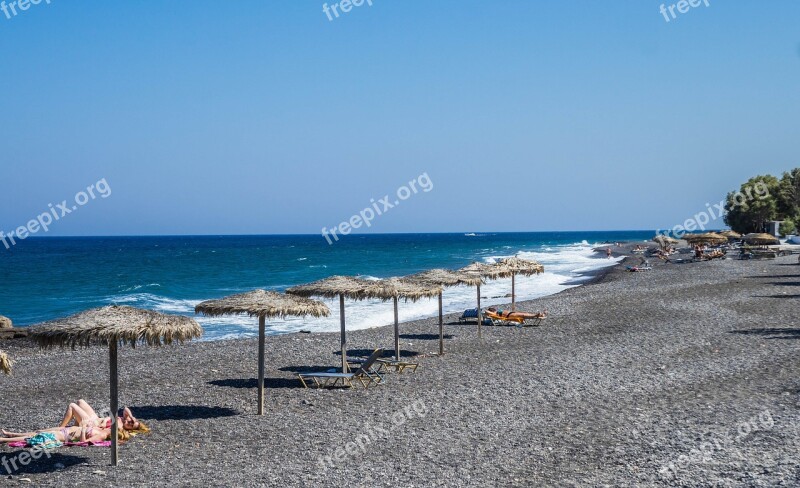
[375,358,419,373]
[485,309,546,327]
[459,308,493,325]
[459,308,479,323]
[298,349,385,389]
[484,309,524,325]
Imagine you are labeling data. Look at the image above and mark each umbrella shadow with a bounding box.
[208,377,304,389]
[753,294,800,299]
[278,365,339,374]
[132,405,239,420]
[745,274,800,279]
[334,348,420,358]
[0,452,87,475]
[400,333,454,340]
[729,328,800,340]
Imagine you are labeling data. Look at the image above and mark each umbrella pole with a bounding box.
[511,272,516,311]
[477,284,482,339]
[109,342,119,466]
[394,296,400,361]
[438,291,444,356]
[257,315,266,416]
[340,294,347,373]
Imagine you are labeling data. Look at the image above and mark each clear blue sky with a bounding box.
[1,1,798,236]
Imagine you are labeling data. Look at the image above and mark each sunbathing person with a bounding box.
[0,424,114,446]
[487,307,547,320]
[2,400,147,438]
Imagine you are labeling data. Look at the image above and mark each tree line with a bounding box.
[724,168,800,235]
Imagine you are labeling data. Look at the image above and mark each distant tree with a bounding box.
[777,168,800,221]
[724,175,780,233]
[779,218,796,236]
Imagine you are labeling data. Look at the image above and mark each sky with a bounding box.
[1,0,798,236]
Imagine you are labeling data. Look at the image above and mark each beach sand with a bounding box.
[1,250,799,486]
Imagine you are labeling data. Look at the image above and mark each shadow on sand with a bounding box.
[209,378,303,389]
[132,405,239,420]
[400,333,454,340]
[729,328,800,340]
[0,453,87,475]
[334,348,420,358]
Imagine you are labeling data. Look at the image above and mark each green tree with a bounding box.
[724,175,779,233]
[777,168,800,221]
[779,219,796,236]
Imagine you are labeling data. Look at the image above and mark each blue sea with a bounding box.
[0,232,652,340]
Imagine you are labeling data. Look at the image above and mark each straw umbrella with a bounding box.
[287,276,395,373]
[459,262,514,338]
[0,350,11,375]
[683,233,728,246]
[28,305,202,466]
[400,269,482,355]
[744,233,780,246]
[719,230,742,240]
[379,278,442,361]
[0,315,11,329]
[653,235,678,249]
[195,290,329,415]
[499,257,544,311]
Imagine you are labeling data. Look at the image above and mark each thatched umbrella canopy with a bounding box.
[378,278,441,361]
[401,269,483,355]
[719,230,742,239]
[0,315,12,329]
[653,235,678,249]
[744,233,780,245]
[195,290,329,415]
[287,276,394,372]
[0,350,11,375]
[28,305,202,466]
[499,257,544,311]
[683,232,728,246]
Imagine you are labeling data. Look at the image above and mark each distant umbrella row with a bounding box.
[653,232,780,247]
[1,256,543,466]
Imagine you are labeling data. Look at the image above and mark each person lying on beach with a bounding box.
[2,400,148,438]
[0,424,113,446]
[487,307,547,320]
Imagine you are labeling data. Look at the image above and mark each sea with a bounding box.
[0,231,653,341]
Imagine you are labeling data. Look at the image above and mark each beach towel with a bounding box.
[23,432,62,449]
[8,440,111,448]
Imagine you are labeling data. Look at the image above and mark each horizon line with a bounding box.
[7,229,728,239]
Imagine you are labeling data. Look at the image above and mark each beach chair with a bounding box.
[375,357,419,373]
[485,308,546,327]
[459,308,493,326]
[484,309,524,326]
[459,308,479,323]
[298,349,385,389]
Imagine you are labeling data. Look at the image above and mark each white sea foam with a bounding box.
[182,241,624,341]
[101,242,623,342]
